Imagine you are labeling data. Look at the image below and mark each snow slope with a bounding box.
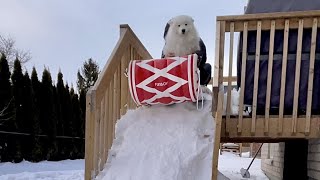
[96,95,216,180]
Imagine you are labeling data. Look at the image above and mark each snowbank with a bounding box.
[96,96,216,180]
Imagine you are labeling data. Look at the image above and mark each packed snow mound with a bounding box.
[96,95,219,180]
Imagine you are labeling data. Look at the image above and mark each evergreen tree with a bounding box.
[77,71,85,93]
[77,58,100,94]
[0,54,17,162]
[56,72,64,136]
[40,68,58,160]
[76,58,99,157]
[69,87,76,138]
[64,84,72,136]
[79,89,86,136]
[51,85,60,160]
[78,89,85,157]
[0,54,14,124]
[30,67,43,161]
[64,84,74,159]
[70,88,82,158]
[56,71,66,159]
[21,72,36,160]
[11,59,24,162]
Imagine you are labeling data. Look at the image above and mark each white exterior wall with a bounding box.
[308,139,320,180]
[261,143,285,180]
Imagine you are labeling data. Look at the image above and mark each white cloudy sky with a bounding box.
[0,0,248,86]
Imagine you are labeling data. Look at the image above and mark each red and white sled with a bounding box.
[128,54,200,106]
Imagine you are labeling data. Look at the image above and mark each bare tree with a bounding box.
[0,35,31,66]
[0,98,14,126]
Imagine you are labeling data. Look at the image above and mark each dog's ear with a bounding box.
[163,23,170,39]
[168,18,174,25]
[191,17,194,23]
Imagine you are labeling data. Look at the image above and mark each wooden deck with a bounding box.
[211,10,320,178]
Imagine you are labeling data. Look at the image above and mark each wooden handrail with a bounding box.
[217,10,320,21]
[92,25,152,97]
[85,24,152,180]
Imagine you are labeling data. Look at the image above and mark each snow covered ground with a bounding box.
[0,153,268,180]
[219,152,268,180]
[0,159,84,180]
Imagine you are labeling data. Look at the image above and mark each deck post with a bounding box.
[212,20,225,180]
[85,89,96,180]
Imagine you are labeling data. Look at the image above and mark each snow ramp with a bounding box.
[85,25,226,180]
[94,96,225,180]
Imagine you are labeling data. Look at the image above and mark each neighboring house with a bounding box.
[261,140,320,180]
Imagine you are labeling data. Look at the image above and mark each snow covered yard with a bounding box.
[0,154,268,180]
[0,159,84,180]
[219,152,268,180]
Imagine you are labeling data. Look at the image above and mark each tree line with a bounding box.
[0,54,99,162]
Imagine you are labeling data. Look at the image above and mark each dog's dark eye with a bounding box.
[178,25,180,27]
[185,24,188,26]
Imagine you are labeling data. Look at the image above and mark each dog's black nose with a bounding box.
[182,29,186,33]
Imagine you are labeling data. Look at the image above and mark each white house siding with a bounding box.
[261,143,285,180]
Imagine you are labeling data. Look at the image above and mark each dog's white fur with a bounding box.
[162,15,201,57]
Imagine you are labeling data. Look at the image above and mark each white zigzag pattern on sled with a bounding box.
[135,56,192,105]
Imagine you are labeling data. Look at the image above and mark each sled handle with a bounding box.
[124,68,128,77]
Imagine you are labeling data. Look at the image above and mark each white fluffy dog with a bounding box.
[161,15,206,66]
[161,15,211,86]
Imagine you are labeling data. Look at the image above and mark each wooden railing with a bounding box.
[211,10,320,180]
[85,24,152,180]
[211,11,320,178]
[213,10,320,138]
